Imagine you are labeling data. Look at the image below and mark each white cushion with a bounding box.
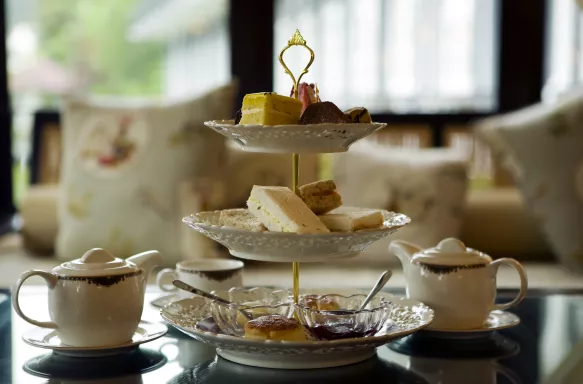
[332,141,469,258]
[475,94,583,270]
[56,83,236,265]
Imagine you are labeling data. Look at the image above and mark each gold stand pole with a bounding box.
[278,30,314,306]
[292,153,300,304]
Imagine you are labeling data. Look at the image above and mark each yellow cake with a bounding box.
[243,315,307,341]
[239,92,303,125]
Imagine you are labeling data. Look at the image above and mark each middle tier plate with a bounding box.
[182,209,410,262]
[204,120,387,154]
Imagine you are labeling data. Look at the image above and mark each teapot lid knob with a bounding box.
[437,238,467,253]
[80,248,116,264]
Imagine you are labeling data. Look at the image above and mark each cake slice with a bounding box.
[318,209,384,232]
[247,186,330,234]
[298,180,343,214]
[239,92,303,125]
[244,315,307,341]
[219,208,266,232]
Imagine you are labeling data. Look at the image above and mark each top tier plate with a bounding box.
[204,120,387,154]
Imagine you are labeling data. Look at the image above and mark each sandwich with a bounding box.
[219,208,266,232]
[247,186,330,234]
[318,209,384,232]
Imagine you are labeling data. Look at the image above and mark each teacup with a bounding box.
[156,259,244,297]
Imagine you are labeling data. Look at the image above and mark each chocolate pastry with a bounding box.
[234,109,242,124]
[344,107,372,123]
[300,102,351,124]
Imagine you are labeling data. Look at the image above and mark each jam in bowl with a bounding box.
[295,294,393,341]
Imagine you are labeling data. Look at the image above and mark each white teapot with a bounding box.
[12,248,163,347]
[389,238,528,330]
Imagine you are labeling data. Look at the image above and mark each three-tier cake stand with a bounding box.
[164,30,434,369]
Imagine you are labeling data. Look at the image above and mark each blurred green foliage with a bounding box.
[38,0,164,96]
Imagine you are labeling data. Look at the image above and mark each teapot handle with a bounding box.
[12,270,58,329]
[491,258,528,311]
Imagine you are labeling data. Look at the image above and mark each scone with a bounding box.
[244,315,307,341]
[219,208,266,232]
[301,295,341,311]
[317,296,341,311]
[298,180,343,214]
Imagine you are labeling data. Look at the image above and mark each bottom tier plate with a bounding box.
[160,295,434,370]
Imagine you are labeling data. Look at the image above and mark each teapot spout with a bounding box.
[127,250,163,278]
[389,240,422,268]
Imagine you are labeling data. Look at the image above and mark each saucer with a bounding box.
[22,320,168,357]
[420,310,520,339]
[23,348,166,379]
[151,293,181,308]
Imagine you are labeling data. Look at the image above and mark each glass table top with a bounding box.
[1,286,583,383]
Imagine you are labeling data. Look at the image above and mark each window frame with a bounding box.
[0,0,550,231]
[231,0,547,144]
[0,0,15,235]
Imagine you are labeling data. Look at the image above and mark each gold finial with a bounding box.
[278,29,315,99]
[288,29,306,45]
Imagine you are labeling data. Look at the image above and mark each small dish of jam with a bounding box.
[295,294,392,341]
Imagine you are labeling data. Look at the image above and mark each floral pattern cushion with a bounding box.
[333,142,469,257]
[56,83,236,265]
[474,94,583,270]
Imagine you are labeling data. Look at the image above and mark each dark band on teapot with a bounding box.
[417,262,487,275]
[56,270,143,287]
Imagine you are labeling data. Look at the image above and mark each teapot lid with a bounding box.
[411,238,491,266]
[53,248,139,277]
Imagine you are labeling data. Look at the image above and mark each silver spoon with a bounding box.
[172,280,253,320]
[359,270,393,310]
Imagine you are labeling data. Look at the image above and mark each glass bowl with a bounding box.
[209,287,294,337]
[295,294,393,341]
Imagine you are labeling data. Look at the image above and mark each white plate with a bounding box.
[150,294,181,308]
[22,321,168,357]
[182,208,410,262]
[160,295,433,369]
[204,120,387,154]
[421,310,520,339]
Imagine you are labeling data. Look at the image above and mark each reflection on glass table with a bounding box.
[4,287,583,383]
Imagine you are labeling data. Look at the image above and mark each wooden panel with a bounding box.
[367,124,432,148]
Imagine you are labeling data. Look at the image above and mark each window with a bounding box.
[274,0,498,113]
[6,0,229,207]
[542,0,583,102]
